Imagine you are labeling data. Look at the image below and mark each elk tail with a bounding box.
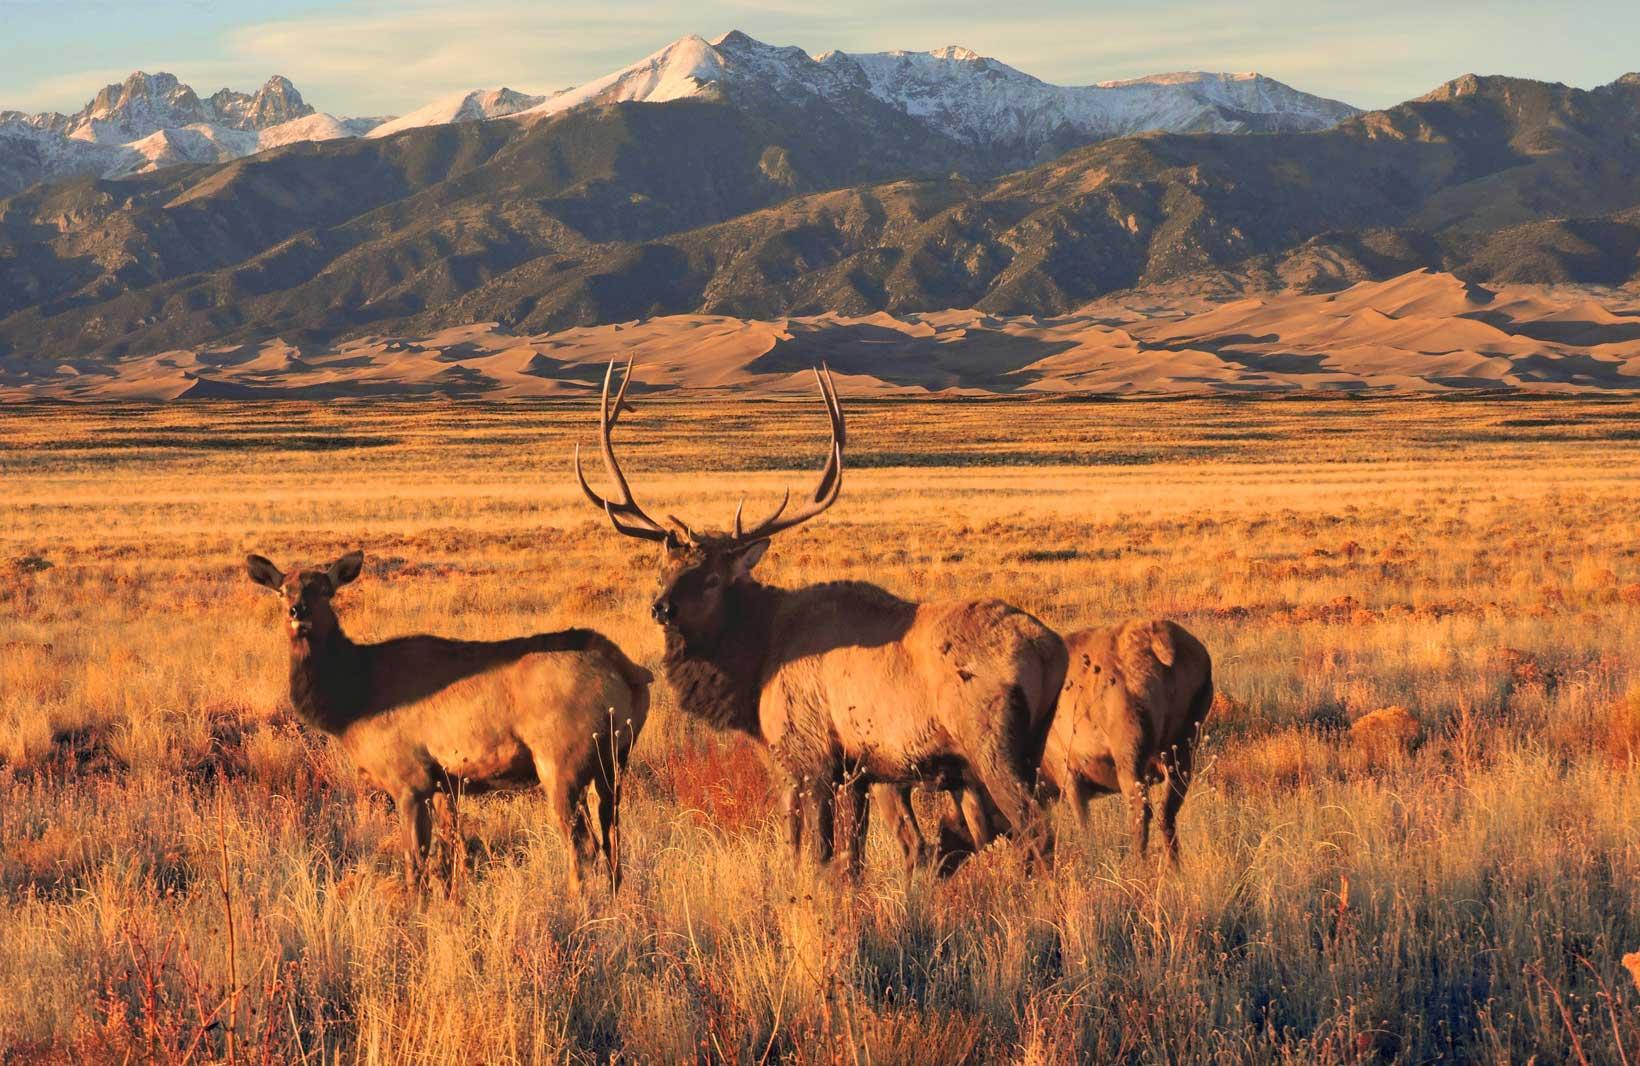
[1149,621,1178,668]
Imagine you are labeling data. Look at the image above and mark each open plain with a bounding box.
[3,395,1640,1062]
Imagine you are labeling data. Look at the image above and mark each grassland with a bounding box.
[3,395,1640,1063]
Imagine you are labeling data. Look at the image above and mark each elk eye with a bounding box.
[703,574,721,589]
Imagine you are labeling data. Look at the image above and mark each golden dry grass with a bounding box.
[2,395,1640,1063]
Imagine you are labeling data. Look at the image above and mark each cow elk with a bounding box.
[245,550,652,891]
[1042,619,1214,864]
[574,359,1066,873]
[888,619,1214,870]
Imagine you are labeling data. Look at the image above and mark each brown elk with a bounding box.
[1043,620,1213,863]
[245,550,652,891]
[574,360,1066,872]
[897,619,1214,868]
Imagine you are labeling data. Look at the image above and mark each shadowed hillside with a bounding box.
[2,72,1639,364]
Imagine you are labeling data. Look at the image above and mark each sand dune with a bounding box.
[4,270,1639,401]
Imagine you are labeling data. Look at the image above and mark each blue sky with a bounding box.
[2,0,1637,117]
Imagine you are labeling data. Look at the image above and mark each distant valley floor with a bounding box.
[4,270,1639,401]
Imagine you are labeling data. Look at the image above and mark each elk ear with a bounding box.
[326,550,365,591]
[729,538,770,578]
[246,554,285,590]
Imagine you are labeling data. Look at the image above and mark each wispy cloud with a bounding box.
[3,0,1636,118]
[211,0,1434,114]
[220,1,701,113]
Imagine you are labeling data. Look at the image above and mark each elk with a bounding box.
[245,550,652,891]
[1044,620,1213,862]
[574,360,1066,872]
[884,620,1214,869]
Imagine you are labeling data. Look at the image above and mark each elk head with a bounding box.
[246,550,365,644]
[574,358,844,650]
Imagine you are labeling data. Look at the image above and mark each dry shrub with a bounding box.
[1351,705,1422,765]
[1598,684,1640,763]
[645,732,774,833]
[1571,560,1618,597]
[1209,690,1251,727]
[781,893,861,1009]
[1216,728,1336,793]
[1494,646,1556,689]
[178,705,253,784]
[798,1005,987,1066]
[3,822,99,895]
[13,724,128,782]
[1620,583,1640,606]
[243,718,340,801]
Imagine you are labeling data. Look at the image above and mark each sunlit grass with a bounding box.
[1,397,1638,1062]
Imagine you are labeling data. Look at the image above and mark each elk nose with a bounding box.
[288,602,308,621]
[651,596,674,624]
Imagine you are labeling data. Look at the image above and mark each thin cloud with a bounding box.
[4,0,1634,118]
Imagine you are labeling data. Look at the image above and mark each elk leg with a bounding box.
[1115,759,1153,860]
[539,762,593,892]
[951,784,995,853]
[966,686,1056,869]
[1071,776,1097,831]
[873,785,931,872]
[933,789,980,877]
[592,772,621,893]
[1158,742,1194,867]
[979,767,1054,869]
[807,779,836,866]
[782,778,805,869]
[966,738,1055,871]
[397,787,433,887]
[841,779,870,878]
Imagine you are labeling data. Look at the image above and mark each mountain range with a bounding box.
[0,33,1359,198]
[0,72,381,195]
[1,32,1638,381]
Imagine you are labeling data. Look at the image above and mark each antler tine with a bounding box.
[573,357,671,543]
[733,364,845,542]
[809,364,844,501]
[736,489,790,539]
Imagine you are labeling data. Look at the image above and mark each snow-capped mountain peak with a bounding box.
[0,71,391,195]
[367,87,547,139]
[209,75,315,131]
[519,30,1360,160]
[2,35,1363,199]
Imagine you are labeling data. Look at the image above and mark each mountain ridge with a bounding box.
[3,56,1639,369]
[519,30,1360,168]
[0,71,388,195]
[0,32,1361,197]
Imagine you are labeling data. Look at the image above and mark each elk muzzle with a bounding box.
[288,600,312,636]
[651,596,675,625]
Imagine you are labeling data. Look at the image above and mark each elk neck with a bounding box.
[287,623,369,736]
[660,579,778,736]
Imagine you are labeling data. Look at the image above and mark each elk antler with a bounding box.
[574,357,672,543]
[733,364,845,542]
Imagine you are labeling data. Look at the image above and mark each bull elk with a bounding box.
[245,550,652,891]
[894,619,1214,869]
[574,360,1065,872]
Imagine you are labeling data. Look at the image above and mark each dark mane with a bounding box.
[660,584,773,735]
